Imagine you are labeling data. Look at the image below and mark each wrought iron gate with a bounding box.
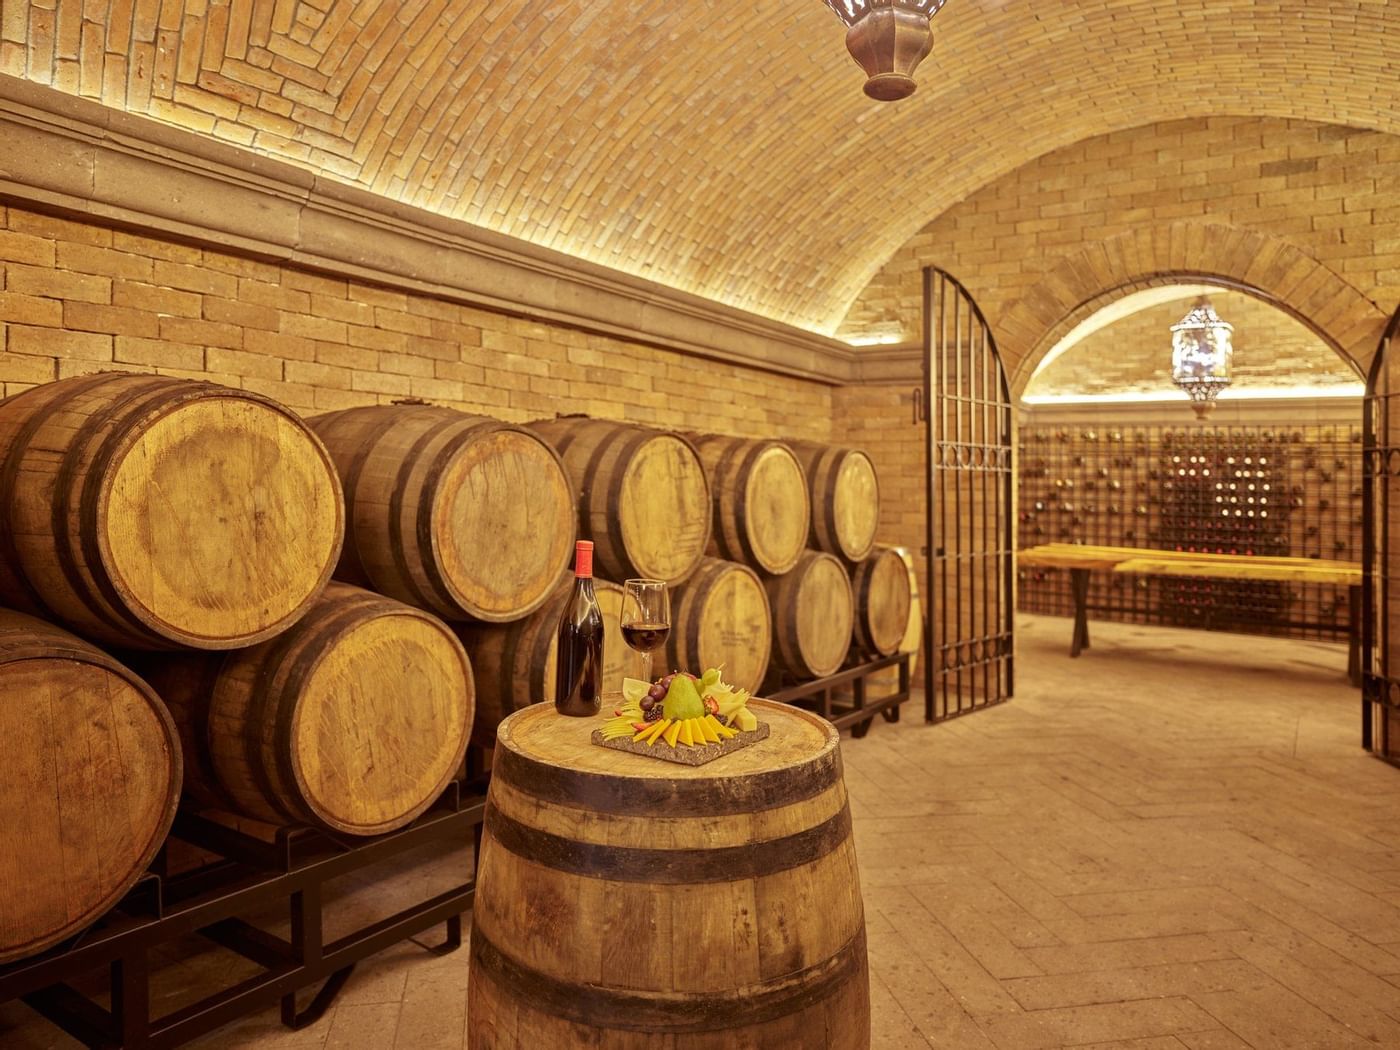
[1363,306,1400,758]
[923,267,1015,721]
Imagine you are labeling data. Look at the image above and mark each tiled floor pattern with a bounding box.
[4,614,1397,1048]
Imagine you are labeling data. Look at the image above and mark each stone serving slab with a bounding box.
[590,722,770,766]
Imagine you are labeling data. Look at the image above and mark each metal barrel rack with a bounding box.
[0,780,487,1049]
[768,651,911,737]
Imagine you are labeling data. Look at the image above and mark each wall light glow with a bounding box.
[1021,384,1364,406]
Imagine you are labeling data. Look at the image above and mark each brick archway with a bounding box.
[996,223,1389,398]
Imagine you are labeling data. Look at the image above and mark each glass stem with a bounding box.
[641,649,653,684]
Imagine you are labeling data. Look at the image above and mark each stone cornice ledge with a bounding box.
[850,343,922,383]
[0,76,863,385]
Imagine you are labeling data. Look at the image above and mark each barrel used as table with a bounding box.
[468,700,869,1049]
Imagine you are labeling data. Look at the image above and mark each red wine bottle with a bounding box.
[555,540,604,717]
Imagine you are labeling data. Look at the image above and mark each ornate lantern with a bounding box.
[1170,299,1234,419]
[822,0,947,101]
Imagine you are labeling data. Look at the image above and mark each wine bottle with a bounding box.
[555,540,604,717]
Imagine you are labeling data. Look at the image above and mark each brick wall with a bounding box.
[0,206,833,443]
[839,116,1400,380]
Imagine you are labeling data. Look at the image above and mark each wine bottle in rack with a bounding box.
[555,540,604,717]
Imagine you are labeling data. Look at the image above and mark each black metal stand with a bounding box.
[0,782,487,1049]
[768,652,911,737]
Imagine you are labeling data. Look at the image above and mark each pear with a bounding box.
[661,674,705,721]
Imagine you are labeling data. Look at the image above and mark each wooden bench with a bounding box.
[1017,543,1361,682]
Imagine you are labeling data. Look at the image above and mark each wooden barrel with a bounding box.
[142,583,473,835]
[787,441,879,563]
[0,373,343,650]
[0,609,181,963]
[528,417,711,585]
[688,433,810,575]
[308,403,576,623]
[468,700,869,1049]
[851,547,913,657]
[460,577,628,748]
[665,557,772,693]
[765,551,854,680]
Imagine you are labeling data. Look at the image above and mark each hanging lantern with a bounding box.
[822,0,947,101]
[1171,299,1234,419]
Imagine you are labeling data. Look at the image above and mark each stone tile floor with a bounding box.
[5,614,1398,1048]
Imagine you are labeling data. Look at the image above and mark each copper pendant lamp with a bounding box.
[822,0,948,101]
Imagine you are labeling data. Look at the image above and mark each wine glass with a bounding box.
[621,579,670,684]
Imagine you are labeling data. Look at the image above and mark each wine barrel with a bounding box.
[308,403,575,623]
[0,609,181,963]
[665,557,772,693]
[787,441,879,563]
[460,577,628,748]
[0,372,343,650]
[765,550,854,680]
[687,433,810,575]
[468,700,869,1049]
[851,547,913,657]
[142,583,472,835]
[527,418,711,585]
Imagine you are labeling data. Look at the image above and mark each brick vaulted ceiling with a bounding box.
[1,2,1397,336]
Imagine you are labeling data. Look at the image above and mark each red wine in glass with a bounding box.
[622,579,670,682]
[621,623,670,652]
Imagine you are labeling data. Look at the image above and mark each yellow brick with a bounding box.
[207,346,284,381]
[159,315,243,349]
[64,302,160,337]
[281,313,346,342]
[7,263,110,304]
[56,243,154,281]
[0,290,63,326]
[204,296,279,331]
[114,336,206,371]
[10,323,112,360]
[0,229,56,266]
[152,260,239,297]
[113,280,203,317]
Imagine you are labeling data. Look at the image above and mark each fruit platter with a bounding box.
[590,668,768,766]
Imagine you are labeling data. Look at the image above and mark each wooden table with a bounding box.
[1018,544,1362,682]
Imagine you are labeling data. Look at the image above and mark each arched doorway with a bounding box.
[984,268,1383,748]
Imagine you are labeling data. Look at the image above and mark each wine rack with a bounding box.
[1018,424,1362,641]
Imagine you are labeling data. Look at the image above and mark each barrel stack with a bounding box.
[0,369,897,968]
[0,373,490,961]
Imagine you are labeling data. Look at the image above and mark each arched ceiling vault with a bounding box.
[3,1,1398,335]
